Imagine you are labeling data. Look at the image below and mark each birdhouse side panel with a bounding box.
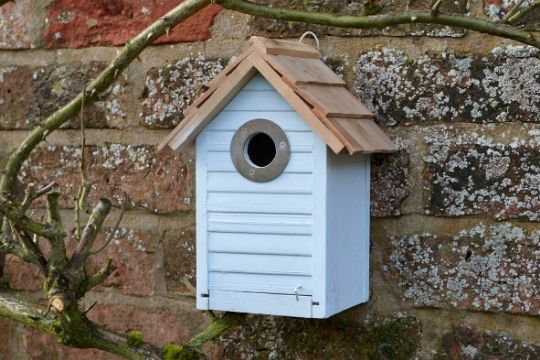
[324,151,371,317]
[196,74,317,317]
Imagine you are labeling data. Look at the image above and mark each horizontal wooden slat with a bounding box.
[209,272,313,295]
[208,192,312,214]
[224,89,291,111]
[207,110,312,132]
[208,253,312,276]
[208,212,312,235]
[204,130,313,147]
[207,172,313,194]
[209,289,312,317]
[242,74,274,90]
[208,232,312,256]
[207,151,313,173]
[207,142,312,154]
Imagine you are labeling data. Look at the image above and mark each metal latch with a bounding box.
[294,285,302,301]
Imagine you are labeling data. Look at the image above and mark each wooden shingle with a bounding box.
[158,36,397,154]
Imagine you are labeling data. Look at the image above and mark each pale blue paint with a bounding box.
[195,73,371,318]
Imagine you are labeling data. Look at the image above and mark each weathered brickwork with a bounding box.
[0,62,127,129]
[219,313,421,359]
[44,1,222,48]
[4,228,162,297]
[162,228,196,295]
[371,151,410,217]
[1,1,540,358]
[354,46,540,126]
[249,0,468,38]
[386,223,540,315]
[437,325,540,359]
[19,144,194,213]
[0,1,34,48]
[425,140,540,220]
[141,55,224,128]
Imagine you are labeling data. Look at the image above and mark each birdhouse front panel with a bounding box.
[196,74,319,317]
[160,36,397,319]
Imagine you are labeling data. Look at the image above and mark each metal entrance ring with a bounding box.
[230,119,290,182]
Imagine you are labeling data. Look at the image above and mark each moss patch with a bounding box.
[126,330,143,348]
[162,345,198,360]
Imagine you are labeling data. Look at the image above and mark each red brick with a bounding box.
[0,63,127,129]
[371,151,409,217]
[20,144,194,214]
[3,255,43,291]
[425,143,540,221]
[21,328,121,360]
[385,223,540,315]
[87,303,203,347]
[0,1,33,49]
[83,229,160,297]
[354,47,540,126]
[44,1,221,48]
[0,317,19,359]
[162,228,195,295]
[141,56,224,129]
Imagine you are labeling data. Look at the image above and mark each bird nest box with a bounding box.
[159,36,397,318]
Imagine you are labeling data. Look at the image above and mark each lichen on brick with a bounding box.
[386,223,540,314]
[354,46,540,126]
[140,54,224,129]
[19,144,194,214]
[371,149,410,217]
[424,129,540,221]
[219,313,420,359]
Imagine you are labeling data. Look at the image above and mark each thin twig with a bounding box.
[507,0,540,24]
[90,208,125,255]
[431,0,444,13]
[21,182,59,212]
[75,88,91,242]
[504,0,528,22]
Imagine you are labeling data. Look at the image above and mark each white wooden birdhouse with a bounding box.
[159,36,397,318]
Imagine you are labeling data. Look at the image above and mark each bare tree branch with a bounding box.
[0,0,212,196]
[217,0,540,49]
[21,182,59,213]
[0,196,65,239]
[0,288,241,360]
[12,227,47,274]
[76,259,115,298]
[71,198,112,269]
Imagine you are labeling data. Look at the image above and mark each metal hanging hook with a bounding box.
[298,31,320,51]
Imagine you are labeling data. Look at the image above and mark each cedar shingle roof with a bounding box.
[158,36,397,154]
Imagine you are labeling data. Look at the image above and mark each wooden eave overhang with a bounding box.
[158,36,397,155]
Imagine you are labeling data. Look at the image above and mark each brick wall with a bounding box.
[0,1,539,359]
